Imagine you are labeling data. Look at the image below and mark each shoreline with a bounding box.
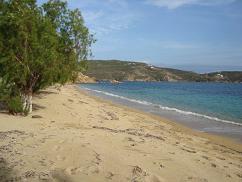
[78,81,242,127]
[81,86,242,127]
[75,85,242,153]
[0,84,241,181]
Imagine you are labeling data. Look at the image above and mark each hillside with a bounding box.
[84,60,242,82]
[203,71,242,82]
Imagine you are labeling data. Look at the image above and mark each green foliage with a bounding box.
[7,96,23,115]
[0,80,9,104]
[0,79,22,113]
[0,0,95,114]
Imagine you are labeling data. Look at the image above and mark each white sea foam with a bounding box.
[82,87,242,127]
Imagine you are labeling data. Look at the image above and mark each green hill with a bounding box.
[84,60,242,83]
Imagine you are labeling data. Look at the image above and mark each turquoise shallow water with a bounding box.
[79,82,242,141]
[80,82,242,124]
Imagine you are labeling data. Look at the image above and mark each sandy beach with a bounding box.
[0,84,241,182]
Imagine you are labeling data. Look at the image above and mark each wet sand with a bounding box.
[81,86,242,143]
[0,84,241,182]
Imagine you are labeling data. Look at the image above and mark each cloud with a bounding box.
[82,10,138,36]
[145,0,236,9]
[70,0,139,36]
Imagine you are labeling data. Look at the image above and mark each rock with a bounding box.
[74,73,96,84]
[32,115,43,119]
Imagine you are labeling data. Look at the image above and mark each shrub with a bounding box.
[0,80,23,114]
[7,96,23,114]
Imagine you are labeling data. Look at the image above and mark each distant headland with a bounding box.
[83,60,242,83]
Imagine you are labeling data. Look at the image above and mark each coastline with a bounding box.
[0,84,241,181]
[75,86,242,152]
[79,84,242,143]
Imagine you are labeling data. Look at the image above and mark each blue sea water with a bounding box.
[79,82,242,140]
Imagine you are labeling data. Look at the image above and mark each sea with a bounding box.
[78,82,242,142]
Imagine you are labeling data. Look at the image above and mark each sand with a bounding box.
[0,84,241,182]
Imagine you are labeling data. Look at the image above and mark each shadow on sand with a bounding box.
[0,157,19,182]
[0,101,46,114]
[35,90,58,99]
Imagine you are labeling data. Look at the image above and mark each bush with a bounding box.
[0,81,8,110]
[7,96,23,114]
[0,81,23,114]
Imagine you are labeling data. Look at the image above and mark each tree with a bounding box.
[0,0,95,114]
[42,0,95,80]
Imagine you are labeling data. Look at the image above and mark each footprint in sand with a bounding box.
[147,174,165,182]
[130,166,147,181]
[84,165,100,175]
[56,155,66,161]
[65,166,83,175]
[159,163,165,169]
[124,137,135,142]
[184,176,208,182]
[58,140,65,144]
[39,172,51,181]
[38,158,49,167]
[130,166,164,182]
[152,162,165,169]
[52,145,61,151]
[226,174,231,178]
[216,156,225,161]
[23,170,36,179]
[201,155,209,160]
[51,169,73,181]
[106,172,115,180]
[236,173,242,178]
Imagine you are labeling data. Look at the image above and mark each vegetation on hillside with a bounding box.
[204,72,242,82]
[85,60,242,83]
[0,0,94,114]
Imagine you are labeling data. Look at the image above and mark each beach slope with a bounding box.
[0,85,241,182]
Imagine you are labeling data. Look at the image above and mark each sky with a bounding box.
[37,0,242,73]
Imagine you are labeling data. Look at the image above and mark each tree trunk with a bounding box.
[27,94,32,113]
[21,93,27,111]
[22,74,39,114]
[22,92,33,113]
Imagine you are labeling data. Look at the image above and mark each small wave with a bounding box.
[82,87,242,127]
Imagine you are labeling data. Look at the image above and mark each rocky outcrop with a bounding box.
[75,73,96,84]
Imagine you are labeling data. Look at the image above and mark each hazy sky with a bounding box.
[38,0,242,72]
